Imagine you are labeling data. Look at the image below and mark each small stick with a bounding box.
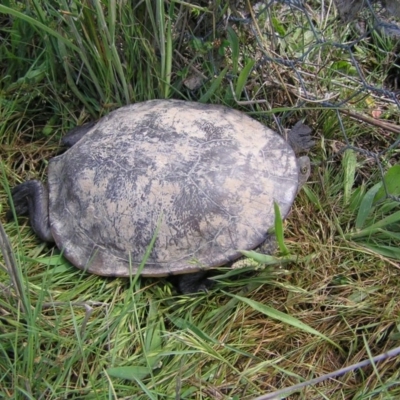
[228,80,269,105]
[253,345,400,400]
[0,220,28,313]
[340,109,400,135]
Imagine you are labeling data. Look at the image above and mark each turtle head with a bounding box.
[297,156,311,190]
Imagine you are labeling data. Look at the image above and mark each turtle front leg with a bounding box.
[287,121,314,153]
[8,180,54,243]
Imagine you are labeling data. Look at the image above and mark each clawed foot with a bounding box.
[287,121,314,153]
[7,181,37,220]
[7,180,53,242]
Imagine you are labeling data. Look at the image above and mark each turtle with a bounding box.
[9,100,313,293]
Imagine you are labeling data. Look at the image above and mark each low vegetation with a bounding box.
[0,1,399,399]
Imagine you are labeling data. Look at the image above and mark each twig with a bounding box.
[228,80,269,105]
[253,345,400,400]
[340,109,400,135]
[0,220,28,313]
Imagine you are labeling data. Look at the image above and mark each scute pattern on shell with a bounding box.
[48,100,299,277]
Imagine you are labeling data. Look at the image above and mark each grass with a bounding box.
[1,0,400,399]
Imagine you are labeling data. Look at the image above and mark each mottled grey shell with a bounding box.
[48,100,299,277]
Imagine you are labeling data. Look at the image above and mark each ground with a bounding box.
[0,1,400,399]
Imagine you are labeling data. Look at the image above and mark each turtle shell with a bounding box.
[48,100,299,277]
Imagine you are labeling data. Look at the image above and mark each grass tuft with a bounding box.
[1,1,400,399]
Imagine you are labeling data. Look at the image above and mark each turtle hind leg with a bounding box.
[8,180,54,243]
[256,234,277,255]
[175,271,213,294]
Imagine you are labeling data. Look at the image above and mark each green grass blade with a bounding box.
[375,164,400,202]
[302,186,323,210]
[1,2,400,397]
[230,294,342,351]
[111,11,130,102]
[144,300,163,368]
[375,230,400,240]
[57,38,96,115]
[163,4,174,98]
[156,0,167,97]
[347,210,400,240]
[0,221,30,314]
[235,59,255,100]
[106,366,151,381]
[0,176,31,315]
[129,217,162,287]
[227,26,239,75]
[199,66,228,103]
[355,182,382,229]
[0,5,79,52]
[274,201,290,255]
[92,0,130,104]
[342,149,357,206]
[359,210,400,232]
[361,243,400,259]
